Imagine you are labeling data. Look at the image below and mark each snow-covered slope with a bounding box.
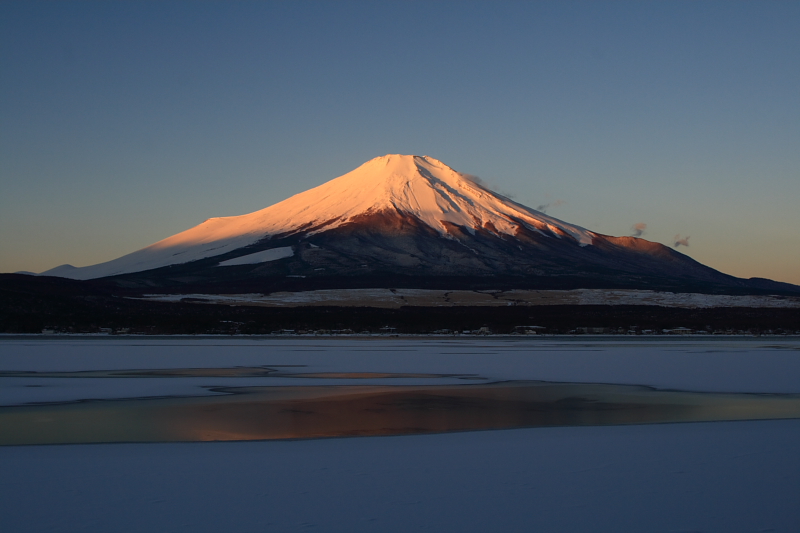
[45,155,597,280]
[216,247,294,267]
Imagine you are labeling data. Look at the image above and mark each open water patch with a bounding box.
[2,380,799,446]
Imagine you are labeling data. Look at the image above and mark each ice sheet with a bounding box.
[1,337,799,531]
[1,338,799,400]
[0,420,798,532]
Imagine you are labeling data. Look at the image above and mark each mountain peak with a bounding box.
[347,154,460,188]
[276,153,593,243]
[42,155,595,280]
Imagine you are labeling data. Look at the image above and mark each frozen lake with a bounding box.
[1,336,799,531]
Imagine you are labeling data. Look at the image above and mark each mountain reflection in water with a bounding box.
[3,380,800,446]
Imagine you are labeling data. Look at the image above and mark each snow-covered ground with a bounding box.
[216,246,294,266]
[138,287,800,308]
[1,337,799,531]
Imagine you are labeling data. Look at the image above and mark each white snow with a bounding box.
[216,246,294,266]
[42,155,596,280]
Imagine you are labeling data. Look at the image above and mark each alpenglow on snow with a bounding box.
[41,155,598,280]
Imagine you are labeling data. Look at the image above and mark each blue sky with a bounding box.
[1,1,798,284]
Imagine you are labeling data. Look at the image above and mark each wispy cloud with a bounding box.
[536,199,566,214]
[673,234,690,247]
[631,223,647,237]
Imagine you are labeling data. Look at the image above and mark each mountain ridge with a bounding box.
[40,155,597,280]
[27,154,799,296]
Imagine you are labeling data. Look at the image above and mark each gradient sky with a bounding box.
[2,1,799,285]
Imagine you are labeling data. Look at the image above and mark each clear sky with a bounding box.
[1,1,798,285]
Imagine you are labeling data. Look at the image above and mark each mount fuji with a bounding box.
[37,155,797,295]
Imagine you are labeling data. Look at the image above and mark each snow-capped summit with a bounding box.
[44,155,594,280]
[250,154,595,245]
[37,153,788,295]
